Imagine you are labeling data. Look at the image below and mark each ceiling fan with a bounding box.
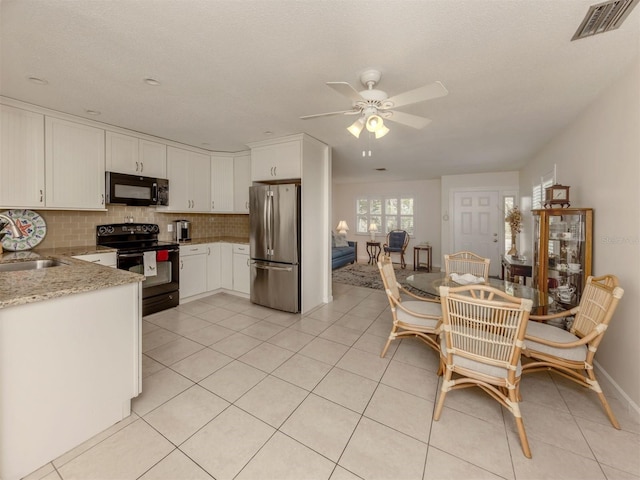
[300,69,448,139]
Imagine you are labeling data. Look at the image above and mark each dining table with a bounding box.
[405,272,554,315]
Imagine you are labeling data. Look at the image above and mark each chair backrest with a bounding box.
[444,251,491,281]
[378,255,401,304]
[439,284,532,373]
[385,230,409,252]
[571,275,624,349]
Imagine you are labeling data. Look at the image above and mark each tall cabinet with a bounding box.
[532,208,593,310]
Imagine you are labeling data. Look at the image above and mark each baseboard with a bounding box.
[595,359,640,416]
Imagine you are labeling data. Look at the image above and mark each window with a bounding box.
[504,195,516,253]
[356,196,414,236]
[532,170,555,209]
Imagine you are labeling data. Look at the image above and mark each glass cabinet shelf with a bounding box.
[532,208,593,312]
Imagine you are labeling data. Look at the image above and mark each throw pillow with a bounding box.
[335,233,349,248]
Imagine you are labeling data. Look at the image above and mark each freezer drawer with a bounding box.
[250,261,299,313]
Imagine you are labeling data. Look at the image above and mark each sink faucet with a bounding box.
[0,213,23,238]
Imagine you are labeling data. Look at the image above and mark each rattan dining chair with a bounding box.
[522,274,625,429]
[444,251,491,281]
[383,230,410,269]
[435,284,533,458]
[377,255,442,358]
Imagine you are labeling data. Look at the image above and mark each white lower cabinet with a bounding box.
[220,243,233,290]
[180,245,207,299]
[206,243,221,291]
[72,252,117,268]
[232,244,250,294]
[180,242,249,301]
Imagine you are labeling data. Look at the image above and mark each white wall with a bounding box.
[332,179,441,268]
[520,58,640,409]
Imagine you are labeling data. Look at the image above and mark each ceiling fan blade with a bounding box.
[300,109,360,120]
[385,110,432,129]
[327,82,365,103]
[383,81,448,109]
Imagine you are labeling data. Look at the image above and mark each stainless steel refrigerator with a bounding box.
[249,183,301,313]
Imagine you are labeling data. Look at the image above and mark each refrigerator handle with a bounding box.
[267,190,274,256]
[251,261,293,272]
[264,191,270,254]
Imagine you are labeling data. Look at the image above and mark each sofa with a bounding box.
[332,232,357,270]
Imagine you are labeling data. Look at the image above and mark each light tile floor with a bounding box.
[25,283,640,480]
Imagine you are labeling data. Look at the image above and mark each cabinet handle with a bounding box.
[39,189,43,202]
[207,247,211,255]
[135,161,139,172]
[101,194,104,205]
[140,162,143,173]
[180,260,184,270]
[273,166,277,177]
[212,201,215,209]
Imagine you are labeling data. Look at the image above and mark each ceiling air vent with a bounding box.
[572,0,640,40]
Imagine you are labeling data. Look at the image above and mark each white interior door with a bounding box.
[453,190,501,276]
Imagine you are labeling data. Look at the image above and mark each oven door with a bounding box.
[117,248,180,314]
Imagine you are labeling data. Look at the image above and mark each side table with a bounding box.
[366,241,381,265]
[413,245,432,271]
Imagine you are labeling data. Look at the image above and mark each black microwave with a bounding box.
[105,172,169,206]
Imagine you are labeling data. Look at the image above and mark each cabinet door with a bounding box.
[220,243,233,290]
[210,155,234,212]
[532,208,593,310]
[233,252,250,294]
[166,146,190,210]
[180,253,207,298]
[250,140,300,181]
[45,117,105,209]
[166,147,210,212]
[0,105,45,208]
[233,153,251,213]
[206,243,221,291]
[106,132,139,174]
[138,140,166,178]
[189,151,211,212]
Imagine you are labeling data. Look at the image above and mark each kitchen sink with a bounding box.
[0,259,70,272]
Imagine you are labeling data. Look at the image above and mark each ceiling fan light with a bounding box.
[347,117,365,138]
[366,114,383,132]
[375,125,390,139]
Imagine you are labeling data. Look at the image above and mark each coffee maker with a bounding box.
[174,220,191,242]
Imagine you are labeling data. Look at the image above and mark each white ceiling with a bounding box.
[1,0,639,183]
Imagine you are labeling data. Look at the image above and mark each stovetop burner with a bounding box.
[96,223,179,252]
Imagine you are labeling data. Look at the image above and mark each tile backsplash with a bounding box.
[35,206,249,249]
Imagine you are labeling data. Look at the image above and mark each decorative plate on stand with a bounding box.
[0,209,47,251]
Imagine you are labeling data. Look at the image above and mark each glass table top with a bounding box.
[406,272,554,310]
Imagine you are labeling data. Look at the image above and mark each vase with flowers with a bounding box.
[505,206,522,256]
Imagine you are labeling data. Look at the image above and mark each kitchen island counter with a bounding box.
[0,249,143,309]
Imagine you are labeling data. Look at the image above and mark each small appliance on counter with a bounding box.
[174,220,191,242]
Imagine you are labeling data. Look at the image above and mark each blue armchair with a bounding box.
[383,230,409,269]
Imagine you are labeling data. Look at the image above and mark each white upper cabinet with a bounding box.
[106,132,166,178]
[0,105,45,208]
[138,139,167,178]
[250,139,301,181]
[166,146,210,212]
[210,155,234,212]
[233,152,251,213]
[45,117,105,209]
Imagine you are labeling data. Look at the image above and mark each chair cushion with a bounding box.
[388,232,406,249]
[524,321,587,362]
[396,300,441,329]
[441,335,522,378]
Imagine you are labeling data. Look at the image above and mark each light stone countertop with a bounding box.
[0,248,143,309]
